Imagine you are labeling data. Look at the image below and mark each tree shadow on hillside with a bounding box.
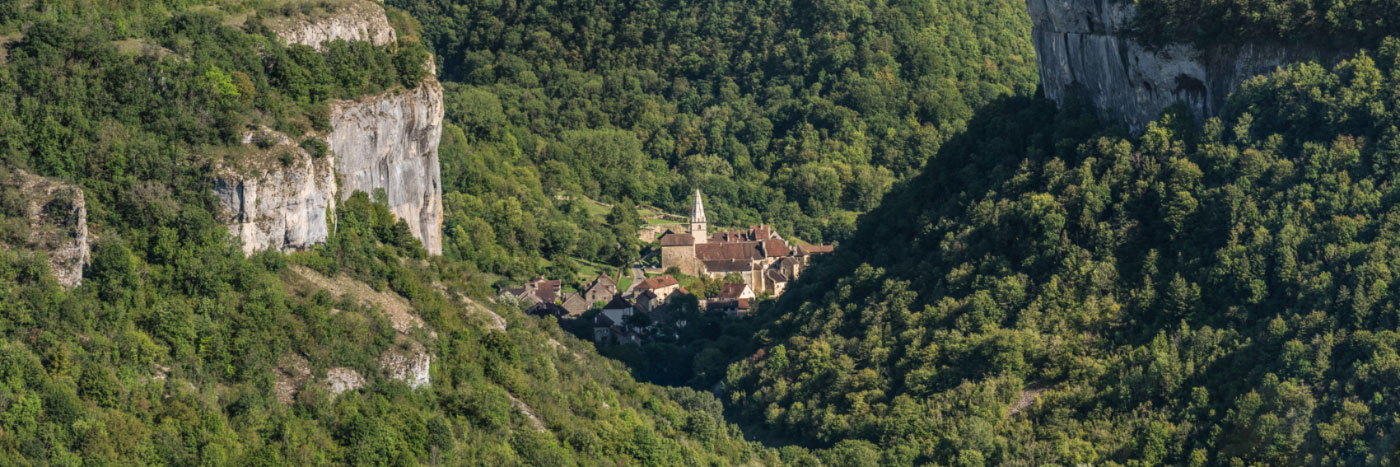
[582,93,1123,452]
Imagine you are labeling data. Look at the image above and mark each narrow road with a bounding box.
[625,264,644,295]
[624,252,654,295]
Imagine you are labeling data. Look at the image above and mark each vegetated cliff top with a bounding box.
[1123,0,1400,49]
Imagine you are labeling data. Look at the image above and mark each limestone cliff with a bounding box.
[328,81,445,255]
[1027,0,1342,131]
[265,0,396,51]
[0,170,89,288]
[220,1,445,256]
[213,130,337,255]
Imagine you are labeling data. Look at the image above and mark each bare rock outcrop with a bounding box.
[213,130,337,255]
[1027,0,1344,131]
[328,81,445,255]
[380,342,432,388]
[326,367,367,396]
[0,170,89,288]
[274,354,313,404]
[265,0,396,50]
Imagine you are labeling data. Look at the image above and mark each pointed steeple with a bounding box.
[691,188,707,224]
[690,188,708,244]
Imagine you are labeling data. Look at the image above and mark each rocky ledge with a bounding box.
[265,0,397,51]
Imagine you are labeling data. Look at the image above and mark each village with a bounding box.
[499,189,832,345]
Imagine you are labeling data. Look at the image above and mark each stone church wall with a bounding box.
[661,245,704,276]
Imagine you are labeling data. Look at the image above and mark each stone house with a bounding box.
[634,275,681,302]
[584,273,618,304]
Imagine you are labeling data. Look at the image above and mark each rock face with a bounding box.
[213,131,337,255]
[0,170,89,288]
[328,81,445,255]
[267,0,397,51]
[1027,0,1343,131]
[326,367,367,396]
[380,343,432,388]
[220,2,445,256]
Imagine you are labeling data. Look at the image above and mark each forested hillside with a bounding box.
[0,1,768,464]
[726,42,1400,464]
[391,0,1037,271]
[16,0,1400,464]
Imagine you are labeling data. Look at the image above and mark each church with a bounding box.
[659,190,832,296]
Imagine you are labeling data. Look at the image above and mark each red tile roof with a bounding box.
[702,259,752,273]
[637,275,679,290]
[695,242,763,261]
[660,233,694,246]
[533,279,562,303]
[797,244,834,255]
[761,238,792,257]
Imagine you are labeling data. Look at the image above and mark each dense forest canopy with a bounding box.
[1127,0,1400,49]
[725,40,1400,464]
[391,0,1038,247]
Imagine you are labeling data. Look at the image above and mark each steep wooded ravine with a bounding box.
[721,15,1400,466]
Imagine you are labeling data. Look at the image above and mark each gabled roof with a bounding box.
[765,269,789,283]
[703,259,752,273]
[797,244,834,255]
[562,293,590,314]
[761,238,792,257]
[602,295,634,311]
[637,275,679,291]
[591,273,617,289]
[717,283,750,300]
[594,313,615,327]
[585,280,615,298]
[660,233,695,246]
[695,242,763,261]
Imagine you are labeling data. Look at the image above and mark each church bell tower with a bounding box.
[690,189,707,244]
